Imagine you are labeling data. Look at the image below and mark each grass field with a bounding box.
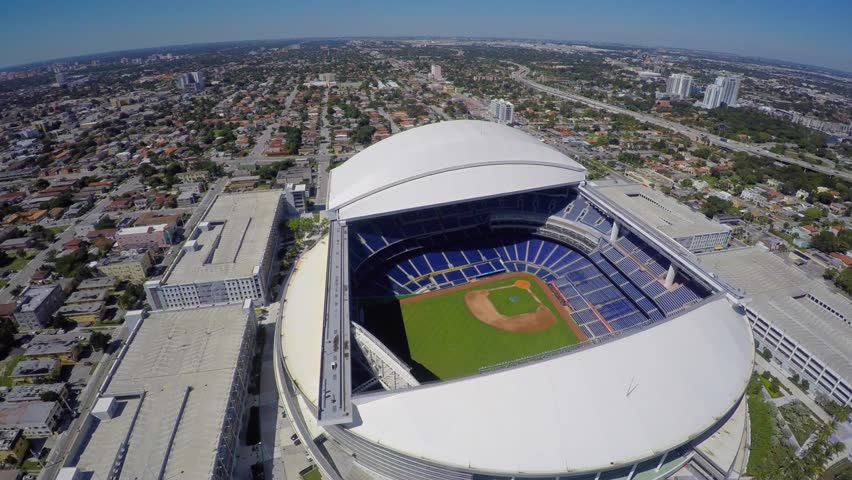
[487,286,538,316]
[369,274,581,380]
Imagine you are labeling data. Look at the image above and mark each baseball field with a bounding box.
[371,272,585,380]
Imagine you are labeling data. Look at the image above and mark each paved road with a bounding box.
[377,107,400,133]
[0,177,140,304]
[511,64,852,182]
[39,326,129,480]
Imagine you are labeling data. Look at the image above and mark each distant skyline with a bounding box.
[3,0,852,72]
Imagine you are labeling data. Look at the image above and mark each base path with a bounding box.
[401,271,587,341]
[464,289,555,332]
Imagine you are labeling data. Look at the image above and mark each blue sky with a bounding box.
[3,0,851,71]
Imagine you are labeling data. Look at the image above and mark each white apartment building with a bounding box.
[665,73,693,99]
[489,99,514,124]
[703,76,740,108]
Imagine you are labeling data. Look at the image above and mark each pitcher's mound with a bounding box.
[464,289,556,333]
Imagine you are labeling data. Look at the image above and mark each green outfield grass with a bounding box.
[390,275,580,380]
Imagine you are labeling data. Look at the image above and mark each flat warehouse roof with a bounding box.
[698,247,852,381]
[591,181,730,239]
[164,190,281,284]
[72,304,251,479]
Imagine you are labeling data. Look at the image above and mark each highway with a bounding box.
[511,65,852,182]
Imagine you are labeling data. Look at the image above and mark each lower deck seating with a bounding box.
[350,191,710,338]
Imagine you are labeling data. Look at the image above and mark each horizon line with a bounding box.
[1,35,850,76]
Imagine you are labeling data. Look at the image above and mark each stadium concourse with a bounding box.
[276,121,755,480]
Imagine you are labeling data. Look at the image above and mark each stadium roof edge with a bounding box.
[328,120,586,220]
[347,297,754,474]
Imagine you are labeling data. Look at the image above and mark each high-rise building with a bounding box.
[176,71,205,92]
[665,73,693,99]
[489,99,514,124]
[703,76,740,109]
[430,64,443,81]
[318,72,336,83]
[702,84,723,109]
[716,76,741,107]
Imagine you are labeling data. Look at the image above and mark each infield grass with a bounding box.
[396,274,580,380]
[487,286,539,316]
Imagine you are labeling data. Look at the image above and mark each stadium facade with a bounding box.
[144,190,285,310]
[277,121,755,480]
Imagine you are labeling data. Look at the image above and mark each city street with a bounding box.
[0,176,140,304]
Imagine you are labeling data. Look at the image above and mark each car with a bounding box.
[290,434,298,441]
[294,439,301,446]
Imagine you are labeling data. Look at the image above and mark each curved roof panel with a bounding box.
[328,121,586,220]
[348,298,753,475]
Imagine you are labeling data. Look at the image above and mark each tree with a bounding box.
[811,231,842,254]
[0,318,16,357]
[835,269,852,296]
[804,207,824,222]
[95,216,117,230]
[701,196,735,219]
[286,217,315,241]
[50,313,73,331]
[118,283,144,309]
[40,391,60,402]
[89,331,111,352]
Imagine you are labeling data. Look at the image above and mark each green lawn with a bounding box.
[301,468,322,480]
[487,286,538,316]
[22,459,41,472]
[393,275,580,380]
[0,355,24,387]
[746,374,794,475]
[3,252,36,272]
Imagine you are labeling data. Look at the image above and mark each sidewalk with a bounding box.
[754,355,833,423]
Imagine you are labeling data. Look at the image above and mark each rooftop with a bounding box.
[12,359,58,377]
[0,429,22,450]
[65,289,109,304]
[77,277,117,290]
[116,224,168,236]
[24,333,83,357]
[0,402,56,427]
[591,181,730,239]
[70,304,251,480]
[327,120,586,220]
[4,383,66,403]
[16,284,61,313]
[163,190,282,285]
[343,298,752,474]
[698,247,852,381]
[57,302,104,315]
[100,249,148,265]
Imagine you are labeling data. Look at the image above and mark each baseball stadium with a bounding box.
[275,120,755,480]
